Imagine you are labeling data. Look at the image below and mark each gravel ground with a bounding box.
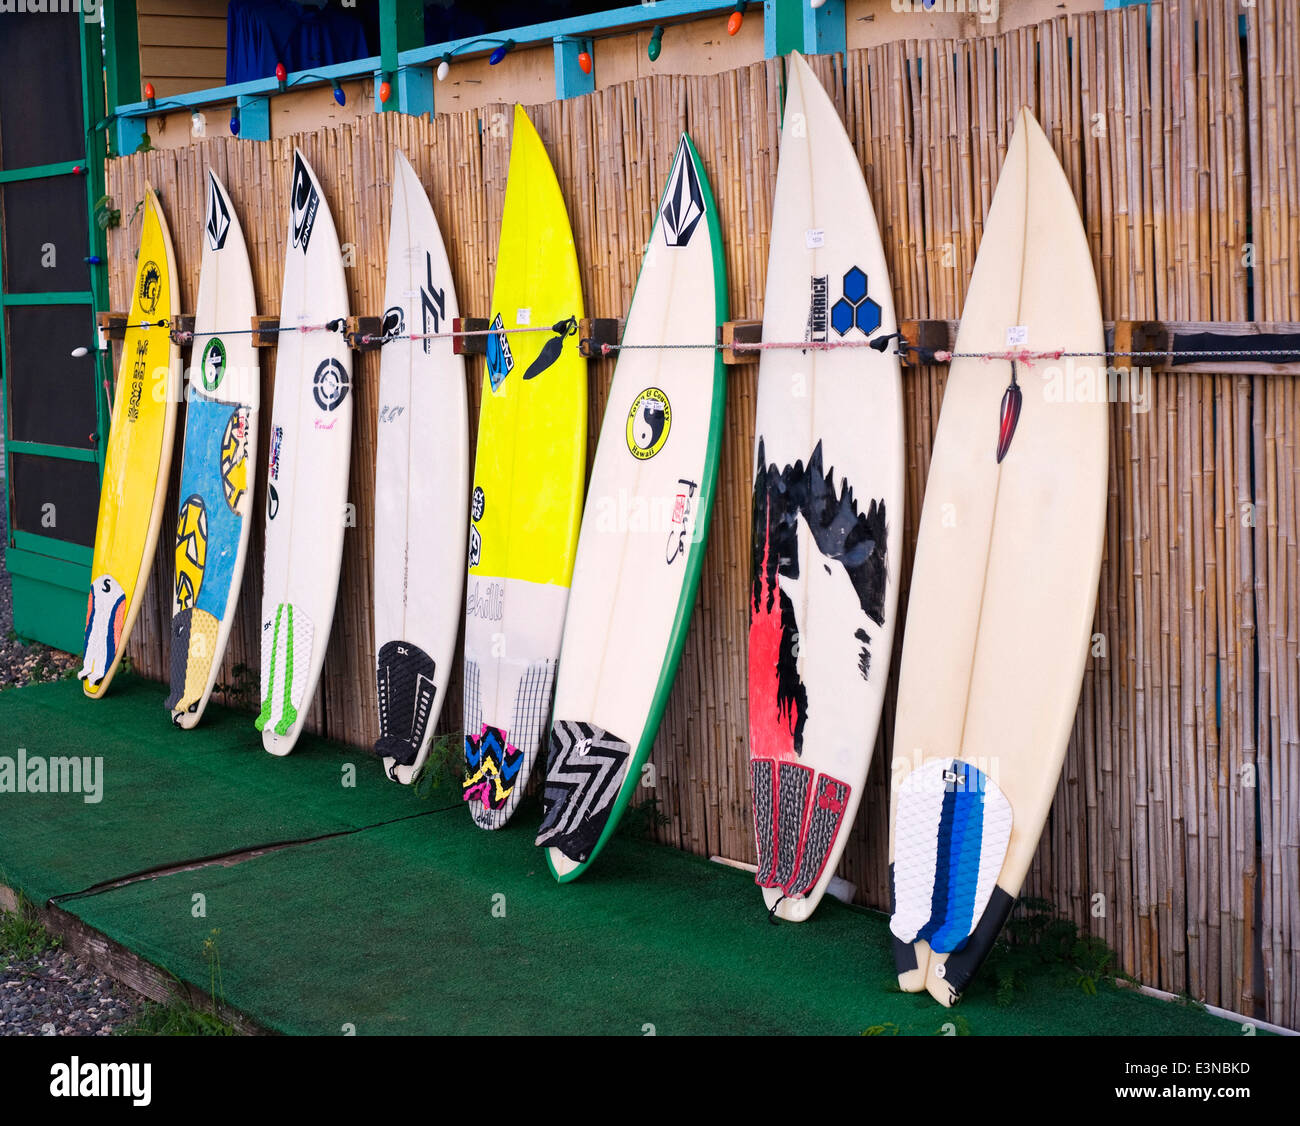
[0,947,141,1036]
[1,502,143,1034]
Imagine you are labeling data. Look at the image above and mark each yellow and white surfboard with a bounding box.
[461,105,587,829]
[79,187,182,698]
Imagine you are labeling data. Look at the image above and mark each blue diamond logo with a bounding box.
[842,266,868,304]
[831,299,855,337]
[855,297,881,335]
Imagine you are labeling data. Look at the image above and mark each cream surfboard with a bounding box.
[256,149,353,755]
[372,150,469,784]
[167,170,259,728]
[888,108,1108,1006]
[80,187,182,698]
[537,134,727,881]
[461,106,587,829]
[748,51,904,922]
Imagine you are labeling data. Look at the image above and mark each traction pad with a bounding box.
[535,720,632,864]
[751,758,851,899]
[373,640,437,766]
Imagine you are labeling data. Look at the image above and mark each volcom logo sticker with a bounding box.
[661,139,705,248]
[205,172,230,251]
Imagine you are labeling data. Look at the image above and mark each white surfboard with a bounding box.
[887,108,1108,1006]
[372,150,469,784]
[167,169,259,728]
[748,51,905,922]
[256,148,353,755]
[536,133,727,881]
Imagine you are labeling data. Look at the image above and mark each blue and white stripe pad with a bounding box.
[890,758,1012,954]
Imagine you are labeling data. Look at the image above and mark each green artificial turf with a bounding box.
[0,676,1247,1036]
[67,807,1241,1037]
[0,674,437,903]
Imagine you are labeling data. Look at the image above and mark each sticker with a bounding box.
[199,338,226,392]
[138,260,162,314]
[516,307,531,326]
[205,171,230,251]
[468,525,482,568]
[1005,324,1028,347]
[661,138,706,247]
[805,228,825,250]
[806,275,828,345]
[830,266,882,337]
[626,387,671,460]
[382,305,405,337]
[471,486,485,522]
[290,151,320,251]
[312,357,350,411]
[485,313,514,391]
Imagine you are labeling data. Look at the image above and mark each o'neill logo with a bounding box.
[50,1057,151,1107]
[290,151,320,250]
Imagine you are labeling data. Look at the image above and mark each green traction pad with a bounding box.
[0,675,430,903]
[66,809,1239,1036]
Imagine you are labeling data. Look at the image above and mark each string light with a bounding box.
[379,77,392,103]
[143,81,155,108]
[578,46,592,74]
[436,54,452,81]
[331,79,346,106]
[229,106,240,135]
[489,39,514,65]
[728,2,746,36]
[811,0,828,8]
[648,25,664,62]
[275,61,287,90]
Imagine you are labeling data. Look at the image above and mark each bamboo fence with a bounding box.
[103,0,1298,1027]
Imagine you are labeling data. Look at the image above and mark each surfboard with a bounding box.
[372,150,469,784]
[537,133,727,881]
[748,51,904,921]
[887,107,1108,1006]
[79,186,182,698]
[166,170,259,728]
[461,105,586,829]
[256,148,353,755]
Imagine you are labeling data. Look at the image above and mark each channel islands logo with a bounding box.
[626,388,671,460]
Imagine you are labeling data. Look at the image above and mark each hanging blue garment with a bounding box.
[226,0,373,85]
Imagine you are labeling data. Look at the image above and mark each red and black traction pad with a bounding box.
[752,758,851,899]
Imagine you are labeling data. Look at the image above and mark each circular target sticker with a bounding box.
[313,358,350,411]
[626,387,671,460]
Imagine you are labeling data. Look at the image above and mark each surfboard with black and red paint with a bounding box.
[748,51,904,922]
[887,108,1107,1005]
[372,150,468,784]
[255,148,352,756]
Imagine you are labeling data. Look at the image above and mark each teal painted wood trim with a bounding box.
[395,67,435,117]
[0,160,87,185]
[6,441,97,463]
[235,95,271,141]
[379,0,424,113]
[8,538,94,576]
[9,571,88,654]
[803,0,846,56]
[113,114,149,156]
[554,37,595,101]
[103,0,142,118]
[80,15,113,480]
[0,292,95,306]
[398,2,737,68]
[765,0,802,59]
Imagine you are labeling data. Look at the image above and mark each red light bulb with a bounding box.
[379,80,392,104]
[275,62,287,83]
[578,50,592,75]
[728,10,743,35]
[144,82,155,100]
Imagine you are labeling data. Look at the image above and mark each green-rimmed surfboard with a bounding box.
[536,133,727,881]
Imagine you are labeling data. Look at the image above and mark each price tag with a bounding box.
[1005,324,1028,347]
[804,228,825,250]
[516,307,531,326]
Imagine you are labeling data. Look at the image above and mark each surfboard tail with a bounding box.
[256,602,313,746]
[751,758,851,908]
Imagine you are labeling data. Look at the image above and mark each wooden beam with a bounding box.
[379,0,427,115]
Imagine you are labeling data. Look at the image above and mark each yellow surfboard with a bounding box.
[462,105,587,828]
[79,187,182,697]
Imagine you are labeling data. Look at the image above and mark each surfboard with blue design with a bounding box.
[888,108,1107,1005]
[167,170,259,728]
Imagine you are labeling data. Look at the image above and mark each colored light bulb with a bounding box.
[332,80,346,106]
[275,62,287,83]
[728,8,744,36]
[143,81,155,102]
[578,50,592,74]
[648,26,664,62]
[230,111,240,136]
[437,57,450,81]
[379,80,391,103]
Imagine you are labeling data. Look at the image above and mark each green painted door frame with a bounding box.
[1,11,113,654]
